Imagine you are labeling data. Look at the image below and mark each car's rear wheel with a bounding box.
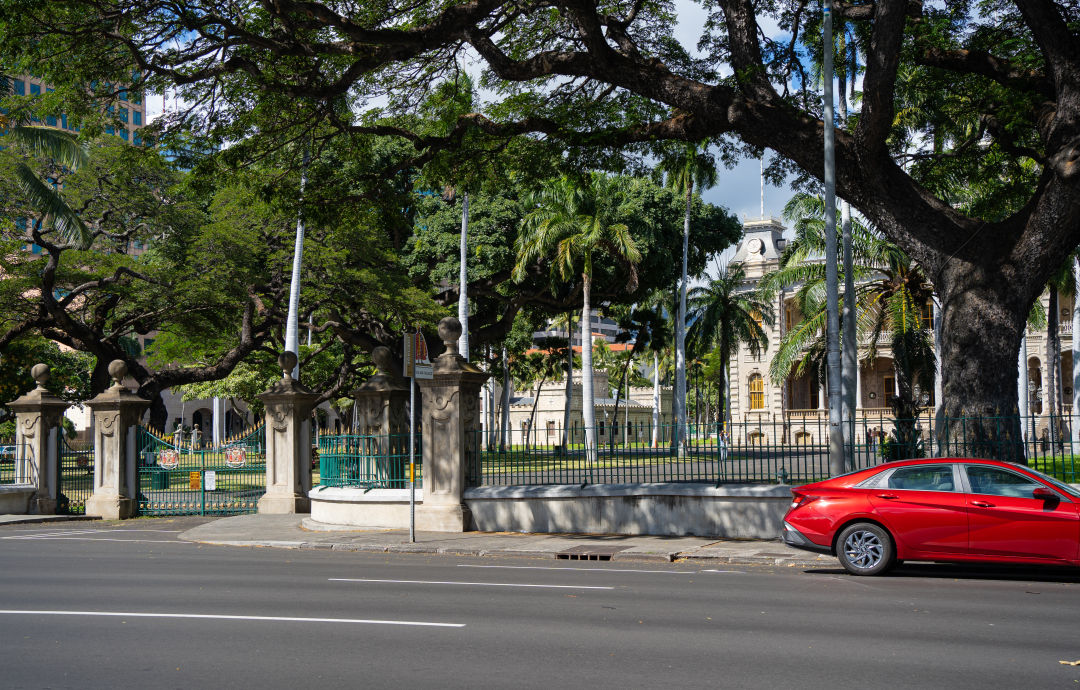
[836,523,895,576]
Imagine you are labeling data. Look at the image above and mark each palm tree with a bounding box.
[760,194,936,458]
[513,173,642,466]
[657,141,718,454]
[686,263,774,431]
[1,76,91,247]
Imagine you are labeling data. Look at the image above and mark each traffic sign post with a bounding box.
[404,330,432,543]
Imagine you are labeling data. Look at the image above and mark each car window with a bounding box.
[887,465,956,492]
[965,466,1043,498]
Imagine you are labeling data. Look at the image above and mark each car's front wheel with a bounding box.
[836,522,895,576]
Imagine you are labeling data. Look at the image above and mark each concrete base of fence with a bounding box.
[308,486,433,529]
[463,483,791,539]
[308,482,790,538]
[85,493,136,520]
[0,485,35,514]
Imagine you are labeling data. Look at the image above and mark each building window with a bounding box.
[119,107,128,124]
[14,79,25,95]
[749,374,765,410]
[133,111,142,126]
[922,301,933,328]
[30,83,40,95]
[884,375,896,406]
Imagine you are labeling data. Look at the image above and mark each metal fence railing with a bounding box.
[59,437,94,514]
[317,433,421,490]
[136,425,266,516]
[468,415,1080,488]
[0,438,21,485]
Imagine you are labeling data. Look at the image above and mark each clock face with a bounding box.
[748,238,764,254]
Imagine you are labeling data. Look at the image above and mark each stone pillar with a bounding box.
[7,364,70,514]
[85,361,150,520]
[352,346,410,484]
[416,317,489,532]
[258,352,320,514]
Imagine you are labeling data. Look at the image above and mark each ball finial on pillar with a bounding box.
[108,360,128,388]
[372,346,394,374]
[438,317,461,357]
[31,363,51,390]
[278,351,298,380]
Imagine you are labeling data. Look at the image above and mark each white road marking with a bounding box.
[0,609,464,628]
[3,528,183,540]
[700,570,748,574]
[330,578,614,590]
[457,565,692,574]
[3,537,186,543]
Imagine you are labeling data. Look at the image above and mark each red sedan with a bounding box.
[782,457,1080,575]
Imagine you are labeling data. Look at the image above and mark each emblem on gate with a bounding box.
[225,447,246,468]
[157,449,180,469]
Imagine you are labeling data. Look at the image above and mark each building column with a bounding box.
[85,361,150,520]
[416,317,489,532]
[7,364,70,514]
[258,352,320,514]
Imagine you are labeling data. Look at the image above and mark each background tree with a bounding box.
[513,173,643,465]
[687,263,773,432]
[656,140,719,454]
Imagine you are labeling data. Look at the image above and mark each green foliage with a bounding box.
[0,336,94,421]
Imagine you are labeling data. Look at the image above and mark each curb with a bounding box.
[182,536,836,568]
[0,515,102,526]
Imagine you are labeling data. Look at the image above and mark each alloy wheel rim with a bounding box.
[843,530,884,569]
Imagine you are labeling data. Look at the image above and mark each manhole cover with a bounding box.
[555,545,633,561]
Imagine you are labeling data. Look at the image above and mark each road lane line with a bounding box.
[457,565,692,574]
[330,578,614,590]
[0,610,465,628]
[2,537,187,543]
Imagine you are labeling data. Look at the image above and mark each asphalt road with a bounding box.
[1,518,1079,689]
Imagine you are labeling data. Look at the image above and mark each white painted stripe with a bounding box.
[700,570,747,574]
[329,578,614,590]
[0,610,464,628]
[1,530,101,539]
[457,565,692,574]
[3,537,188,544]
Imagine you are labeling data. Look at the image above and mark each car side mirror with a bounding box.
[1032,487,1058,501]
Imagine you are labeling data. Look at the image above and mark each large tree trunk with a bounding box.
[935,267,1028,462]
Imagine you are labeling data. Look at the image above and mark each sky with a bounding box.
[143,0,799,258]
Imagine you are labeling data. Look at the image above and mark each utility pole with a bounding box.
[458,192,469,362]
[823,0,845,476]
[284,147,310,379]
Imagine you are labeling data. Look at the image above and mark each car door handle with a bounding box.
[875,493,898,499]
[970,500,994,508]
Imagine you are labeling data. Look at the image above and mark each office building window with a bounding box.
[119,129,128,141]
[133,111,142,126]
[14,79,25,95]
[119,107,128,123]
[30,83,40,95]
[46,115,57,127]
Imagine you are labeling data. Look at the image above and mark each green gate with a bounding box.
[137,425,266,516]
[59,437,94,515]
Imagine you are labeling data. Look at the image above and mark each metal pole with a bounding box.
[409,376,416,543]
[823,0,845,476]
[284,148,310,379]
[458,193,470,362]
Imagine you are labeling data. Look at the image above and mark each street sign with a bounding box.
[205,470,217,491]
[403,329,433,379]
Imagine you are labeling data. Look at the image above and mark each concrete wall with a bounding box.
[308,482,789,538]
[463,484,789,539]
[0,486,34,514]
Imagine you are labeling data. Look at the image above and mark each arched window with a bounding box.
[748,374,765,410]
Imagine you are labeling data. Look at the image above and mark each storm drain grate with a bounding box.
[555,545,632,561]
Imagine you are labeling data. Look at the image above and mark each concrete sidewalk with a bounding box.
[178,514,839,568]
